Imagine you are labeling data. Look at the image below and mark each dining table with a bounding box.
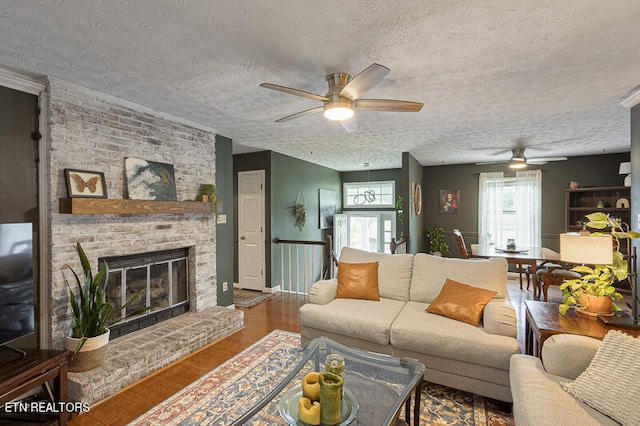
[469,245,561,289]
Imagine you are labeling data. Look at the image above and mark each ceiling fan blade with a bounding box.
[274,106,323,123]
[475,160,510,166]
[354,99,423,112]
[340,116,359,132]
[259,83,329,102]
[527,157,568,164]
[340,63,390,100]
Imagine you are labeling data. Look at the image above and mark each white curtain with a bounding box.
[478,170,542,247]
[478,172,504,245]
[515,169,542,247]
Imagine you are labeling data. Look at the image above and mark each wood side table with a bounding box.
[0,349,69,425]
[525,300,640,357]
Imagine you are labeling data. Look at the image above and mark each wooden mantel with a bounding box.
[59,198,214,215]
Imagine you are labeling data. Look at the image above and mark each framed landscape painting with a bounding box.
[319,188,336,229]
[125,158,177,201]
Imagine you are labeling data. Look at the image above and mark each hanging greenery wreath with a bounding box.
[292,187,306,230]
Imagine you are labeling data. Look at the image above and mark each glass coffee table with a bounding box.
[231,336,426,426]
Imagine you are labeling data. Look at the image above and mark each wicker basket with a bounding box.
[65,330,110,372]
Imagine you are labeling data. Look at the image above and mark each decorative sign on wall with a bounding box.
[125,158,177,201]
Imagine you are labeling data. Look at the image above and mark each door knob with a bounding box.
[240,236,245,240]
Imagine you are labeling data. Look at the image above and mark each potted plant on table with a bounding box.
[426,227,449,256]
[64,243,145,371]
[559,212,640,316]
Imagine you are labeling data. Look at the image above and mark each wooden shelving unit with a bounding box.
[565,186,631,231]
[59,198,214,215]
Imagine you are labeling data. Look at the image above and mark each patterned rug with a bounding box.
[130,330,514,425]
[233,288,276,308]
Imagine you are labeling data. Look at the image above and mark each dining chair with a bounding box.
[452,229,471,259]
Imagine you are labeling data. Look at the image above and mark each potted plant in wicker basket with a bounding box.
[64,243,144,371]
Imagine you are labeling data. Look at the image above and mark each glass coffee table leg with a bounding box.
[413,377,423,426]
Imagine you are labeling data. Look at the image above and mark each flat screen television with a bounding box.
[0,223,34,348]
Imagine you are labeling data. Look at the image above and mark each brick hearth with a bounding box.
[68,306,244,405]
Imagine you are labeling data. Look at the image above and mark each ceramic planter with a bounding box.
[577,294,613,316]
[65,329,110,372]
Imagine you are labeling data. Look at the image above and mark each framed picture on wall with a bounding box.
[64,169,107,198]
[319,189,336,229]
[439,189,459,214]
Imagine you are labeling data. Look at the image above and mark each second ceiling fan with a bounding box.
[476,148,568,169]
[260,63,423,131]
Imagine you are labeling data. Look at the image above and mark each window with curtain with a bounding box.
[478,170,542,248]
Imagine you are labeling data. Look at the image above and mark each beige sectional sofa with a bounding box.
[510,334,619,425]
[299,247,520,402]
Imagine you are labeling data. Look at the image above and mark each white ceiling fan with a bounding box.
[259,63,423,132]
[475,147,568,169]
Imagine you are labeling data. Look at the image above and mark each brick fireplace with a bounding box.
[46,79,222,350]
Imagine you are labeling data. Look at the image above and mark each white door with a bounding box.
[238,170,265,291]
[333,214,348,258]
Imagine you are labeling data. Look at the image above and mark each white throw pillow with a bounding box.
[562,330,640,425]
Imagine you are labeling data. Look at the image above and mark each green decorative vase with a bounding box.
[319,372,343,425]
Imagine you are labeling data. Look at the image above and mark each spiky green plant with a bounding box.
[65,243,145,354]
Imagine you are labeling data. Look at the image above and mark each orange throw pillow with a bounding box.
[336,261,380,301]
[426,278,497,326]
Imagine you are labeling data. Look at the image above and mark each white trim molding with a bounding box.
[0,67,45,95]
[620,84,640,108]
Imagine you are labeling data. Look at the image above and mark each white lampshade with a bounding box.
[560,233,614,264]
[619,162,632,175]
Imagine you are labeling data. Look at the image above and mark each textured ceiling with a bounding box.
[1,0,639,171]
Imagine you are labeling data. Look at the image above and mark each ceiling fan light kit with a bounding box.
[323,97,354,121]
[260,63,423,128]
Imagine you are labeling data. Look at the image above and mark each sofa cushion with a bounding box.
[338,247,413,302]
[336,261,380,301]
[562,330,640,425]
[391,301,520,369]
[299,298,406,346]
[426,278,497,326]
[410,254,507,303]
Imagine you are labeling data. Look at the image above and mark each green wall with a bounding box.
[215,134,234,306]
[233,151,341,289]
[270,151,341,288]
[423,152,630,255]
[402,152,425,254]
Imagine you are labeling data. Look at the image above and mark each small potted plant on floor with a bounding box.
[426,226,449,256]
[559,212,640,315]
[65,243,145,371]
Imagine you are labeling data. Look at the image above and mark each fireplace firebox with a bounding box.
[99,248,189,339]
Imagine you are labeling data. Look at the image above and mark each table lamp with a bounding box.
[560,232,613,265]
[619,161,631,187]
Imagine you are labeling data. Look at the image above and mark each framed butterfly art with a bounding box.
[64,169,107,198]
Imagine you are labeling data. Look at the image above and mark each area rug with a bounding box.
[233,288,276,308]
[130,330,514,425]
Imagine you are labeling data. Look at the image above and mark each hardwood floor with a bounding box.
[68,294,307,426]
[68,278,550,425]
